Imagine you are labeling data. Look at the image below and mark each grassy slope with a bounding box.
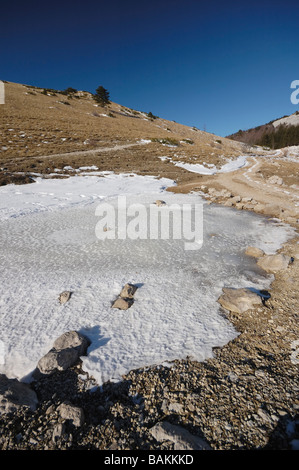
[0,81,246,185]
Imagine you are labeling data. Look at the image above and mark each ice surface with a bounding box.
[0,173,295,385]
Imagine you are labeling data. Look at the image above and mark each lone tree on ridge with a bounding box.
[94,86,110,106]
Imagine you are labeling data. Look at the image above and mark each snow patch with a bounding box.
[172,155,248,175]
[0,173,295,386]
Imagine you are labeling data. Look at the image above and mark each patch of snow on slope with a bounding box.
[272,113,299,128]
[172,155,248,174]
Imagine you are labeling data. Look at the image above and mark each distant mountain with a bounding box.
[227,111,299,149]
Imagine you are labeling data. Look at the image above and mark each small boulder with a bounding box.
[253,203,266,213]
[223,199,234,207]
[57,402,84,427]
[112,297,134,310]
[36,331,90,376]
[218,287,263,314]
[112,282,138,309]
[155,200,166,206]
[149,421,211,450]
[119,283,138,299]
[231,195,241,204]
[0,374,38,416]
[268,175,283,185]
[59,291,71,304]
[257,253,291,273]
[245,246,265,258]
[241,197,252,203]
[52,423,65,443]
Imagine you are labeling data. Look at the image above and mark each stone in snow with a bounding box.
[36,331,90,376]
[245,246,265,258]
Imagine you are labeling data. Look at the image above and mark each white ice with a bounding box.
[0,173,295,386]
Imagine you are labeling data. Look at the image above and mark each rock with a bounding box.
[223,199,234,207]
[149,421,211,450]
[241,197,252,203]
[112,297,134,310]
[167,402,184,413]
[112,282,138,309]
[231,195,241,204]
[268,175,283,185]
[253,203,266,213]
[245,246,265,258]
[52,331,89,352]
[57,402,84,427]
[281,208,299,219]
[257,253,291,273]
[155,200,166,206]
[119,283,138,299]
[59,291,71,304]
[263,203,281,217]
[52,423,65,443]
[36,331,90,376]
[218,287,263,314]
[0,374,38,415]
[243,203,256,210]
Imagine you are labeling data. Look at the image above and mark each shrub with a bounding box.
[94,86,110,106]
[151,137,179,146]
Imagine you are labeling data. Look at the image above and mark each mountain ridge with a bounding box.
[227,111,299,149]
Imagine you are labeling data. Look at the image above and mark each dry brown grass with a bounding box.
[0,81,247,185]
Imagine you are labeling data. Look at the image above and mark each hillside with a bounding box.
[0,81,247,186]
[227,111,299,149]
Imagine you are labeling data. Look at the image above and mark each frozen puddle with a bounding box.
[0,173,295,385]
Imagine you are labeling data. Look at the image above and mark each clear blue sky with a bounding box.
[1,0,299,136]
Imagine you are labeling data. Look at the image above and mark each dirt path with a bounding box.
[16,141,148,160]
[169,155,299,221]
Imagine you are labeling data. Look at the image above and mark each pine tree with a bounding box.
[94,86,110,106]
